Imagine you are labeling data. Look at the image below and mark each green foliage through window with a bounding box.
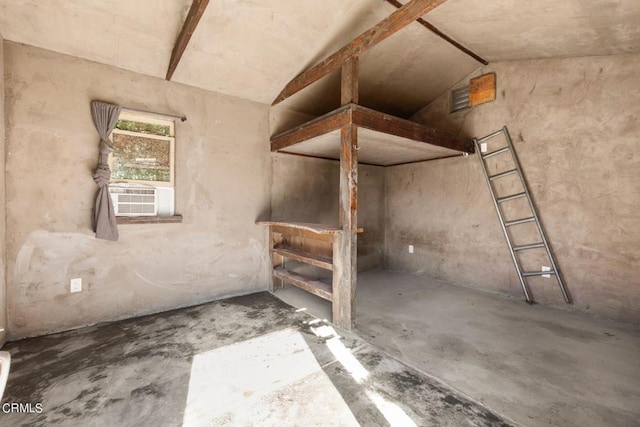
[111,133,171,182]
[116,120,170,136]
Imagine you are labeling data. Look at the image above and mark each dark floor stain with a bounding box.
[360,351,384,369]
[131,383,165,398]
[443,394,472,409]
[214,331,235,340]
[125,342,195,359]
[390,369,425,390]
[83,397,100,411]
[89,373,108,383]
[105,398,125,407]
[245,309,266,319]
[480,410,512,426]
[75,386,100,400]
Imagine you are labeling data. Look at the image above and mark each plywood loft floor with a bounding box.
[275,270,640,427]
[1,292,510,426]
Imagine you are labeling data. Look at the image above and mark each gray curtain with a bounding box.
[91,101,122,241]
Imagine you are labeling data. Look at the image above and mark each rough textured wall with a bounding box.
[4,42,271,339]
[386,54,640,324]
[0,35,6,345]
[271,153,385,272]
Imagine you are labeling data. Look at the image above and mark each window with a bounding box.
[109,112,175,217]
[450,85,470,113]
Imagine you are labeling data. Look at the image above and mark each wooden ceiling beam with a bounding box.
[166,0,210,81]
[384,0,488,65]
[271,0,449,106]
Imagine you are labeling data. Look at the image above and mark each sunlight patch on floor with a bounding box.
[310,322,417,427]
[182,328,359,426]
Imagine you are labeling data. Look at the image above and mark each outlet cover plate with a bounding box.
[70,278,82,293]
[542,266,551,279]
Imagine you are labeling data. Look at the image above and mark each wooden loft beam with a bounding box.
[351,104,474,153]
[166,0,210,81]
[270,105,352,151]
[384,0,488,65]
[271,0,448,106]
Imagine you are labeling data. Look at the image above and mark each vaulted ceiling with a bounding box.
[1,0,639,119]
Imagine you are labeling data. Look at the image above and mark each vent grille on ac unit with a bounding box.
[109,186,158,216]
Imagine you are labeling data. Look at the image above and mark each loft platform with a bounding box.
[271,103,474,166]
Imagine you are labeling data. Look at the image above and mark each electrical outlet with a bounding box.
[542,266,551,279]
[408,245,414,254]
[481,142,488,153]
[70,278,82,293]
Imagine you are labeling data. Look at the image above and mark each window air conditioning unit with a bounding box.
[109,184,175,217]
[109,185,158,216]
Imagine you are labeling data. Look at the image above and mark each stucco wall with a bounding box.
[0,35,7,345]
[271,154,385,272]
[4,42,272,339]
[385,54,640,324]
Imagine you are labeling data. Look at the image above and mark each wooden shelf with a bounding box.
[257,221,343,234]
[257,220,363,234]
[273,247,333,270]
[258,220,360,328]
[273,268,333,302]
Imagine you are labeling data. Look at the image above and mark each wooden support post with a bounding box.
[341,58,359,105]
[333,57,358,329]
[333,58,358,329]
[333,123,358,329]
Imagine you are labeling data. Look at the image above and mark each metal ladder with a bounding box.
[475,127,570,304]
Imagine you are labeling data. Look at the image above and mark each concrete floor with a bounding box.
[275,270,640,427]
[1,292,510,426]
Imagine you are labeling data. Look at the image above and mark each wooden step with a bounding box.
[273,247,333,270]
[273,268,332,301]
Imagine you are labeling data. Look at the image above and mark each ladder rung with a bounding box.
[482,147,510,159]
[497,192,526,203]
[489,169,517,181]
[504,217,536,227]
[477,129,505,143]
[523,270,556,277]
[513,243,545,251]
